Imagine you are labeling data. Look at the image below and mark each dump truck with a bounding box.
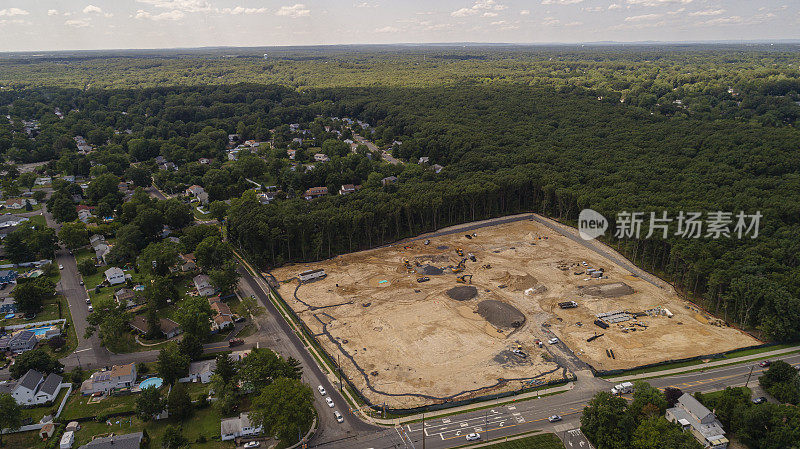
[611,382,633,395]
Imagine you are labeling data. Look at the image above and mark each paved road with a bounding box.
[353,134,402,165]
[309,351,800,449]
[236,265,381,445]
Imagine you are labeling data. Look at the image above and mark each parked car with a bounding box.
[228,338,244,347]
[759,360,771,367]
[326,397,335,408]
[79,280,84,285]
[59,265,64,270]
[512,349,527,358]
[318,385,327,396]
[234,316,246,323]
[87,305,93,312]
[466,433,481,441]
[243,442,260,448]
[548,337,560,344]
[85,298,91,304]
[334,410,344,423]
[548,415,562,423]
[752,397,767,404]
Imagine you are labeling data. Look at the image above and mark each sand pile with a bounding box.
[477,300,526,328]
[446,285,479,301]
[583,282,634,298]
[493,272,540,291]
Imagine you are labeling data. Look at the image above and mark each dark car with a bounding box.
[228,338,244,347]
[417,277,430,283]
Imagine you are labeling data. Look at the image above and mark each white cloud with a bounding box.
[689,9,724,17]
[451,0,507,17]
[65,18,91,27]
[483,12,498,17]
[695,15,742,25]
[0,8,29,17]
[490,20,506,25]
[542,0,583,4]
[47,9,59,16]
[374,25,399,32]
[355,2,378,7]
[565,20,583,26]
[624,13,662,21]
[134,9,186,20]
[520,9,530,15]
[585,6,604,12]
[608,3,622,10]
[136,0,213,13]
[221,6,270,14]
[542,16,560,25]
[84,4,113,17]
[626,0,693,5]
[276,4,310,18]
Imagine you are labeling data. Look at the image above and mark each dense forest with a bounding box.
[1,46,799,342]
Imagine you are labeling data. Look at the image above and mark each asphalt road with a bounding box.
[353,134,402,165]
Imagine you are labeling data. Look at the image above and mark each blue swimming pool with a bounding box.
[139,377,163,390]
[31,325,56,337]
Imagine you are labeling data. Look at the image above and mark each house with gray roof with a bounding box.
[7,369,64,405]
[193,274,215,296]
[77,431,143,449]
[666,393,729,449]
[10,329,37,353]
[221,412,262,441]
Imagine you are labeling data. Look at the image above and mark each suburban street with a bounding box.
[353,134,402,165]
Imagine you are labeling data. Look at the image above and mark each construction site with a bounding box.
[271,214,759,409]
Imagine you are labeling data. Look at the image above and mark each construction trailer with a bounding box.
[611,382,634,395]
[559,301,578,309]
[299,269,327,282]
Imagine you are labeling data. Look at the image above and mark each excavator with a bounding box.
[456,248,464,257]
[403,258,414,273]
[456,274,473,284]
[451,258,467,273]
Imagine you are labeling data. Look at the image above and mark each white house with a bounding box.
[179,360,216,384]
[666,393,729,449]
[221,412,263,441]
[105,267,125,285]
[8,370,64,405]
[60,430,74,449]
[193,274,215,296]
[314,153,330,162]
[80,363,137,395]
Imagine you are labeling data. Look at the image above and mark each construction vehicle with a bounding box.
[417,277,430,283]
[451,258,467,273]
[424,239,430,245]
[611,382,633,395]
[403,258,414,272]
[456,248,464,257]
[456,274,473,284]
[468,253,477,262]
[482,264,492,269]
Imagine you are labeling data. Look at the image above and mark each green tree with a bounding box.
[250,377,315,445]
[144,276,179,309]
[157,343,190,386]
[238,348,302,391]
[581,391,635,449]
[208,201,228,221]
[209,261,239,295]
[194,236,232,271]
[160,199,193,229]
[178,333,203,361]
[86,173,120,204]
[213,352,237,387]
[59,221,89,249]
[10,349,63,379]
[17,172,36,192]
[167,382,193,421]
[631,417,702,449]
[136,385,164,421]
[0,393,22,445]
[161,425,187,449]
[629,381,668,422]
[125,166,152,187]
[11,278,54,314]
[759,361,800,404]
[179,225,220,253]
[49,192,78,223]
[77,258,98,276]
[85,299,129,351]
[174,296,212,342]
[137,241,179,277]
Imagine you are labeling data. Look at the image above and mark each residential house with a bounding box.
[304,187,328,200]
[114,288,137,308]
[34,177,52,186]
[76,431,143,449]
[228,134,240,143]
[381,176,398,186]
[179,359,216,384]
[40,422,55,440]
[4,198,34,210]
[0,298,17,314]
[129,315,182,339]
[77,205,94,223]
[227,148,240,161]
[431,164,444,174]
[0,213,28,229]
[257,192,276,204]
[418,156,430,164]
[7,370,64,405]
[9,330,37,353]
[158,161,176,171]
[338,184,361,195]
[60,430,75,449]
[104,267,126,286]
[0,269,17,284]
[666,393,729,449]
[194,274,215,296]
[314,153,330,162]
[185,185,209,205]
[117,182,130,193]
[287,148,296,159]
[80,363,137,395]
[220,412,263,441]
[209,297,234,332]
[174,253,196,272]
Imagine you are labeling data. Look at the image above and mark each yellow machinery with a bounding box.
[451,258,467,273]
[456,248,464,257]
[456,274,473,284]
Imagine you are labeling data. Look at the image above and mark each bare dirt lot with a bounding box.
[271,215,758,409]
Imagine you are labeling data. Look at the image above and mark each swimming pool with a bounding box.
[31,325,56,337]
[138,377,163,390]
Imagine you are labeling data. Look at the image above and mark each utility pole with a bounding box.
[745,364,755,388]
[337,354,342,392]
[485,409,488,442]
[422,413,425,449]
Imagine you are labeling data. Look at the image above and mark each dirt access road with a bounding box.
[272,214,758,409]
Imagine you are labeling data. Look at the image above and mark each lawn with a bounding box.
[458,433,565,449]
[21,387,70,423]
[60,391,137,421]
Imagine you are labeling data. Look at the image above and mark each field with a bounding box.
[272,214,759,409]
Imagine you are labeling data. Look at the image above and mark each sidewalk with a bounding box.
[607,345,800,382]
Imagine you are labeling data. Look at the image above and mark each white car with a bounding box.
[87,305,93,312]
[466,433,481,441]
[318,385,327,396]
[334,410,344,423]
[326,397,334,408]
[243,442,260,448]
[548,337,560,344]
[59,265,64,270]
[85,298,91,304]
[548,415,562,423]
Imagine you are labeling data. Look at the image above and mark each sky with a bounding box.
[0,0,798,52]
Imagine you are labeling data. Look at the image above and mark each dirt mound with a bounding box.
[583,282,634,298]
[417,265,444,275]
[477,300,526,328]
[493,272,539,291]
[446,285,478,301]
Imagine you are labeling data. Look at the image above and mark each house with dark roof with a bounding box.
[194,274,215,296]
[179,359,216,384]
[304,186,328,200]
[80,363,137,395]
[10,329,37,353]
[77,432,143,449]
[129,315,183,339]
[221,412,262,441]
[114,288,138,308]
[7,369,65,405]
